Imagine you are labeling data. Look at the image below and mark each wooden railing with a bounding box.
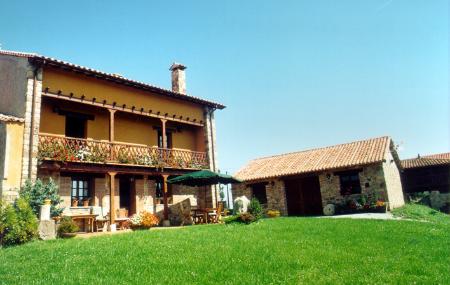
[37,134,209,169]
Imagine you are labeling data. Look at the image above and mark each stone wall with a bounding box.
[232,180,288,215]
[382,151,405,209]
[319,164,389,207]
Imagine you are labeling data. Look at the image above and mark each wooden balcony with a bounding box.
[37,133,209,170]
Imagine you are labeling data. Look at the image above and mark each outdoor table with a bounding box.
[192,208,216,224]
[64,214,98,233]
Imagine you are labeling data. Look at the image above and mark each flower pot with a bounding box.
[82,200,90,207]
[44,199,52,205]
[72,199,78,207]
[52,216,61,223]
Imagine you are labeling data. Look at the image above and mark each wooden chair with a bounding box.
[207,203,223,224]
[92,206,108,232]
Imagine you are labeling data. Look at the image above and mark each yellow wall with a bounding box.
[2,122,24,192]
[39,73,206,151]
[42,68,204,122]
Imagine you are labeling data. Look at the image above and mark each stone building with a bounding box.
[401,153,450,210]
[233,136,405,215]
[0,50,224,226]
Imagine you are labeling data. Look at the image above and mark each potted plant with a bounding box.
[82,198,91,207]
[57,217,79,238]
[71,198,79,207]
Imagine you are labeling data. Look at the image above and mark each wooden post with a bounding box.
[160,119,167,148]
[162,174,169,223]
[108,172,117,228]
[109,109,116,142]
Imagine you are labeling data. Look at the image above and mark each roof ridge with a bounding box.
[0,49,225,109]
[402,152,450,161]
[250,136,390,162]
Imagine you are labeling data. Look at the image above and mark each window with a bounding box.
[65,116,86,138]
[251,183,267,204]
[71,178,90,206]
[337,170,362,195]
[157,130,172,148]
[155,178,172,202]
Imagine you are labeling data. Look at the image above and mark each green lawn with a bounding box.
[1,217,449,284]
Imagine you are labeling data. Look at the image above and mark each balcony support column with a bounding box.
[162,174,170,226]
[108,172,117,231]
[109,109,116,142]
[160,119,167,148]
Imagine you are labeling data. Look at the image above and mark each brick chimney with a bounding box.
[170,63,187,94]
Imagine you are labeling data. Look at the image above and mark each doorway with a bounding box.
[284,175,323,216]
[119,177,136,216]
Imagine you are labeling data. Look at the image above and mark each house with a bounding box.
[401,153,450,211]
[233,136,405,215]
[401,152,450,194]
[0,50,225,226]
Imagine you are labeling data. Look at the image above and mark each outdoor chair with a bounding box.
[92,206,109,232]
[207,203,223,224]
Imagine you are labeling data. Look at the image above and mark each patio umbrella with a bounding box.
[167,170,241,208]
[168,169,241,186]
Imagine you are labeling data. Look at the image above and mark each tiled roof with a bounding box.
[401,152,450,169]
[0,113,25,123]
[0,50,225,109]
[235,136,391,182]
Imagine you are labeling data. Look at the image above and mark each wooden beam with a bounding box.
[109,109,116,142]
[161,119,167,149]
[162,174,169,221]
[108,172,117,226]
[41,91,204,127]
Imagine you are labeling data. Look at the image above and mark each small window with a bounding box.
[251,183,267,204]
[71,178,90,206]
[337,170,362,195]
[65,116,86,138]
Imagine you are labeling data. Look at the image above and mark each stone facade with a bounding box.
[319,164,389,208]
[232,181,288,215]
[233,161,404,215]
[382,151,405,209]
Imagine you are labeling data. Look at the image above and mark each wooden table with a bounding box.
[192,208,216,224]
[64,214,98,233]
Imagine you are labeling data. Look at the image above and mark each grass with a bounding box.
[1,217,449,284]
[392,203,450,225]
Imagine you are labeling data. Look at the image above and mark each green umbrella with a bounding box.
[167,169,241,187]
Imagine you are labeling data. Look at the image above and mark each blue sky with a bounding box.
[1,0,448,173]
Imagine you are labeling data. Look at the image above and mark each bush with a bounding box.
[57,217,79,237]
[239,212,256,224]
[0,198,38,247]
[248,198,263,220]
[224,213,257,225]
[20,179,64,218]
[266,210,281,218]
[129,211,159,229]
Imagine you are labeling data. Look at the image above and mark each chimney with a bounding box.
[170,62,187,94]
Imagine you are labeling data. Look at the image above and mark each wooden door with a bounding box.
[284,176,323,216]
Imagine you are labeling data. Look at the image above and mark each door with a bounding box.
[119,177,136,216]
[284,176,322,216]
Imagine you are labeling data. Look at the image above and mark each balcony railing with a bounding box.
[37,133,209,170]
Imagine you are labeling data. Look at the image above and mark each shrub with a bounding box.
[248,198,263,220]
[57,217,79,237]
[20,179,64,218]
[129,211,159,229]
[266,209,281,218]
[0,198,38,247]
[239,212,256,224]
[224,213,257,225]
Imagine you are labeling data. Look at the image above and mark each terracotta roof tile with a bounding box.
[401,152,450,169]
[0,50,225,109]
[235,136,391,182]
[0,113,25,123]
